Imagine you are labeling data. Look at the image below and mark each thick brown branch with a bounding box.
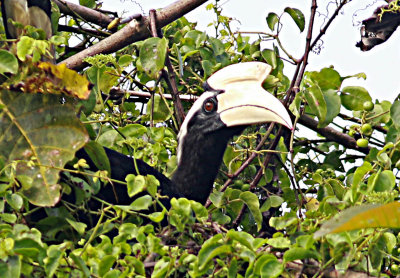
[54,0,114,28]
[299,114,370,154]
[60,0,208,71]
[109,88,198,101]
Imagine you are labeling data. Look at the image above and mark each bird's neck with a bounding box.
[171,127,244,204]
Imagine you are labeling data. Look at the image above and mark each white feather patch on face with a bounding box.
[177,91,216,164]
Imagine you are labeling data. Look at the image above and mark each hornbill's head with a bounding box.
[172,62,293,204]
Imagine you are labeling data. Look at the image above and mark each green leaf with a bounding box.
[98,255,116,277]
[82,141,111,174]
[4,256,21,278]
[103,270,121,278]
[14,237,45,258]
[118,54,134,67]
[269,213,298,230]
[198,234,232,270]
[390,101,400,127]
[342,72,367,80]
[352,161,372,188]
[201,60,213,78]
[308,68,342,91]
[5,193,23,211]
[228,257,238,278]
[0,50,18,74]
[369,170,395,192]
[319,89,341,127]
[223,146,241,173]
[65,218,87,235]
[16,36,35,61]
[379,100,391,123]
[126,174,146,197]
[212,209,231,225]
[289,92,302,118]
[369,235,385,269]
[119,124,147,138]
[152,257,170,278]
[383,232,397,254]
[145,175,160,197]
[341,86,372,111]
[266,13,279,31]
[267,237,291,249]
[79,0,96,8]
[209,37,225,55]
[49,35,66,46]
[254,254,282,278]
[191,201,208,222]
[148,210,165,223]
[146,95,172,122]
[240,191,262,231]
[314,202,400,238]
[130,195,152,211]
[261,195,284,212]
[70,253,90,278]
[209,191,224,207]
[86,65,118,95]
[44,245,63,277]
[260,260,283,278]
[327,179,345,200]
[284,7,305,32]
[261,49,277,69]
[283,247,320,262]
[227,230,254,251]
[304,85,327,126]
[139,37,168,79]
[0,91,88,206]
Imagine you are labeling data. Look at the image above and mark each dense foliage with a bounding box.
[1,1,400,277]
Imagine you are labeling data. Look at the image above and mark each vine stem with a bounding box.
[205,124,276,208]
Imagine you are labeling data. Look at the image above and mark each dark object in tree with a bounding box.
[32,62,293,238]
[77,62,293,206]
[356,1,400,51]
[1,1,293,231]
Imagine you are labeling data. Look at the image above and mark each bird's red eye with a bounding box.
[203,98,216,113]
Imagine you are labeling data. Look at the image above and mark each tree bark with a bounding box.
[60,0,209,71]
[54,0,114,28]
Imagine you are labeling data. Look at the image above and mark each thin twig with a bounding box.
[149,9,185,128]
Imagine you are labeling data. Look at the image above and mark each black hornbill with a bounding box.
[77,62,293,207]
[1,0,293,212]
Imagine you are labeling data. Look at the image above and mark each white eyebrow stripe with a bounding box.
[176,91,216,164]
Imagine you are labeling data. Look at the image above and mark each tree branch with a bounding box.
[54,0,114,28]
[60,0,209,71]
[298,114,370,154]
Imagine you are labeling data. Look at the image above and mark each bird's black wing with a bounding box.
[75,146,181,206]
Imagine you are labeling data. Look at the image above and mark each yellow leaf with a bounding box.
[315,202,400,238]
[38,62,92,99]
